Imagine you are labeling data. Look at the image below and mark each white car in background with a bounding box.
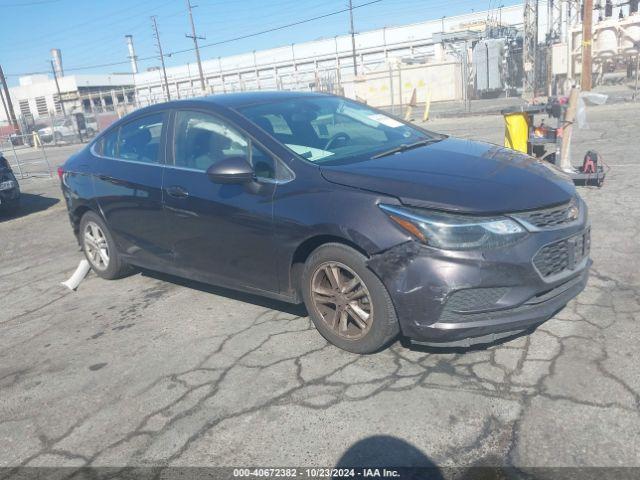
[38,118,75,143]
[83,114,99,137]
[38,115,99,143]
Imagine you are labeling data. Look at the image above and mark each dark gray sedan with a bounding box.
[58,92,590,353]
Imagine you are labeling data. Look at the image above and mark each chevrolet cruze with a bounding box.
[59,92,590,353]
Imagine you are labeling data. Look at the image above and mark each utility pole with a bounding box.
[581,0,593,91]
[50,60,67,117]
[0,85,10,125]
[348,0,358,76]
[151,16,171,101]
[185,0,206,92]
[522,0,539,99]
[0,64,19,134]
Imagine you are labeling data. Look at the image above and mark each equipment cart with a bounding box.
[501,100,606,187]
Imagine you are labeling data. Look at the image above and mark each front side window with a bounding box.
[250,143,276,180]
[237,96,443,165]
[174,110,248,171]
[115,113,165,163]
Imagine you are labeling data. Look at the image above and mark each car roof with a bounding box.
[140,90,332,114]
[94,91,338,139]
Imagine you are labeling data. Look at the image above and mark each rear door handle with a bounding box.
[165,185,189,198]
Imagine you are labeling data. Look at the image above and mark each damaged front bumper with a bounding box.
[367,225,591,348]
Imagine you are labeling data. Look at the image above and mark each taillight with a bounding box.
[57,166,64,180]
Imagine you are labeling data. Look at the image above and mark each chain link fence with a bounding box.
[0,133,53,179]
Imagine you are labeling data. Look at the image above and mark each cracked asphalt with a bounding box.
[1,102,638,472]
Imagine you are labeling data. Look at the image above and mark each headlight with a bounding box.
[379,204,527,250]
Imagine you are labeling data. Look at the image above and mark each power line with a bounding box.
[2,0,61,6]
[169,0,383,56]
[195,0,324,30]
[0,0,175,55]
[7,0,384,76]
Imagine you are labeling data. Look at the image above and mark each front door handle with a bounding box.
[165,185,189,198]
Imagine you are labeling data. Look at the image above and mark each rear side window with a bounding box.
[99,129,118,158]
[116,113,165,163]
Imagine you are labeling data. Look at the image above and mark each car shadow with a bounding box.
[334,435,444,477]
[0,193,59,222]
[138,268,308,317]
[135,268,550,355]
[334,436,517,478]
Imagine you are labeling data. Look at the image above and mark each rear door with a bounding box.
[162,108,281,293]
[92,111,171,268]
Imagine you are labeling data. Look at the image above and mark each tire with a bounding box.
[54,132,62,142]
[79,211,130,279]
[301,243,399,354]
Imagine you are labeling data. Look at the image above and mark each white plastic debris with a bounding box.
[576,92,609,130]
[581,91,608,105]
[61,259,91,291]
[576,95,587,129]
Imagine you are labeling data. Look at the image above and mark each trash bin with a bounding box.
[502,111,530,153]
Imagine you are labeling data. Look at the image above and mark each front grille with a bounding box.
[533,230,590,278]
[512,199,580,229]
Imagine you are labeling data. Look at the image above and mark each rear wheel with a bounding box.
[79,211,129,279]
[301,243,399,353]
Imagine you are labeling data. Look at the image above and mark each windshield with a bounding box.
[237,96,442,165]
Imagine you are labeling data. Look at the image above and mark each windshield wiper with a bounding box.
[371,138,439,159]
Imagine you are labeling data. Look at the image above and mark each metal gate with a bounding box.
[0,133,53,179]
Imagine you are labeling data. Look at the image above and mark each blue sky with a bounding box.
[1,0,518,85]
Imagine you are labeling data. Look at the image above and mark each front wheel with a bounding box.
[79,211,130,279]
[301,243,399,353]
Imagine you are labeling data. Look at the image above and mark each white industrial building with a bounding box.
[0,73,133,125]
[2,0,639,128]
[133,3,534,105]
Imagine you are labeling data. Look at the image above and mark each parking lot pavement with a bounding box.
[0,102,638,471]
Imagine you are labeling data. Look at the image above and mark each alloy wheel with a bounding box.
[83,221,110,271]
[310,261,373,340]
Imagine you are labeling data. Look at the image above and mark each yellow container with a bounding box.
[503,112,530,153]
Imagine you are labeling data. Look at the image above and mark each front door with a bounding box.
[162,109,279,293]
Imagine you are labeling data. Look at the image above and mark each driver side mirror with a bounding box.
[206,156,254,184]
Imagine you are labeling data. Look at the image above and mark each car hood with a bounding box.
[319,137,576,214]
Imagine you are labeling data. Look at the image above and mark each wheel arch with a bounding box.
[289,235,369,301]
[70,203,102,240]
